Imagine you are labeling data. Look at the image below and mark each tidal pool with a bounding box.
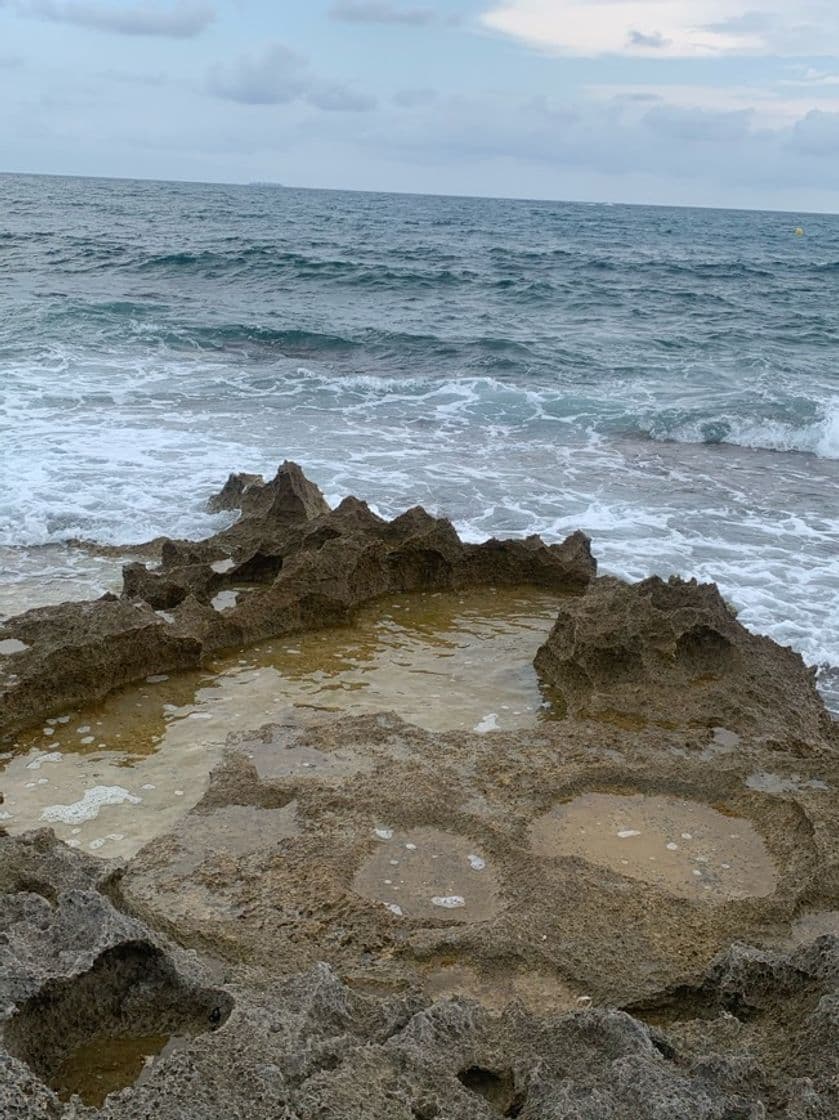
[352,826,501,923]
[530,792,777,902]
[1,586,561,858]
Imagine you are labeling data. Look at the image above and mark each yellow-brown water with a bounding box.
[0,587,561,859]
[50,1034,181,1107]
[530,793,777,902]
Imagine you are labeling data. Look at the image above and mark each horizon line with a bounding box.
[0,167,832,219]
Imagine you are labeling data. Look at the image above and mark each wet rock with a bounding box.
[206,471,264,513]
[0,464,594,737]
[534,575,836,748]
[240,459,332,522]
[2,826,839,1118]
[119,711,838,1007]
[0,598,202,736]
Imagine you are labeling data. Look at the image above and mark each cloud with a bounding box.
[627,30,670,49]
[0,53,24,67]
[208,44,307,105]
[329,1,435,24]
[354,89,839,200]
[702,10,773,35]
[643,105,753,143]
[307,84,377,112]
[24,0,214,37]
[790,109,839,155]
[479,1,837,59]
[208,44,376,112]
[393,88,437,107]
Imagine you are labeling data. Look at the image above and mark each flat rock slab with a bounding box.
[119,711,839,1007]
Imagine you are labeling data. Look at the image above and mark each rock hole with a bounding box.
[2,940,233,1107]
[675,625,733,673]
[457,1067,523,1116]
[626,984,760,1028]
[11,877,58,906]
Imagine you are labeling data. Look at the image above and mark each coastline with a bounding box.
[2,463,839,1115]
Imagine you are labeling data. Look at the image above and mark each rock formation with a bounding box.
[1,463,595,736]
[534,574,835,749]
[1,463,838,1117]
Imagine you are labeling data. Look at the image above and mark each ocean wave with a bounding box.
[642,403,839,460]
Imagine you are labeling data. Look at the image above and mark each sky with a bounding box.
[4,0,839,208]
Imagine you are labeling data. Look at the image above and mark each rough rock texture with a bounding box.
[206,471,264,513]
[2,827,839,1119]
[0,598,204,740]
[534,575,836,749]
[116,711,839,1008]
[0,463,595,737]
[2,464,838,1117]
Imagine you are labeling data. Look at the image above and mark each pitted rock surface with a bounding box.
[2,824,839,1119]
[534,574,836,748]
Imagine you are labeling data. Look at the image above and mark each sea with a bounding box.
[1,173,838,711]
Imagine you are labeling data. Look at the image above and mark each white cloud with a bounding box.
[479,1,837,59]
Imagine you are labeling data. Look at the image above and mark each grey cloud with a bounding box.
[24,0,214,37]
[643,105,753,143]
[627,30,670,49]
[393,88,437,107]
[329,1,435,26]
[208,44,376,113]
[208,45,307,105]
[359,92,817,193]
[789,110,839,155]
[307,84,377,112]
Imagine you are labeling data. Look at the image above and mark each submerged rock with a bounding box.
[534,575,836,748]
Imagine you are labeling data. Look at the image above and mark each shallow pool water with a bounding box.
[530,792,777,902]
[1,586,561,858]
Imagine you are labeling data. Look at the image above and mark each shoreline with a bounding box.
[1,463,839,1116]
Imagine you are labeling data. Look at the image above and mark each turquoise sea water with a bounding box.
[1,173,837,705]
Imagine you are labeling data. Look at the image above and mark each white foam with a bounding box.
[40,785,141,825]
[1,346,836,714]
[473,713,499,733]
[26,752,63,770]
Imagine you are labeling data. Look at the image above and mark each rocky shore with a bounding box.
[1,464,838,1118]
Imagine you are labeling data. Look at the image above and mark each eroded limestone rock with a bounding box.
[534,575,835,748]
[2,825,839,1119]
[1,463,595,737]
[118,712,839,1008]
